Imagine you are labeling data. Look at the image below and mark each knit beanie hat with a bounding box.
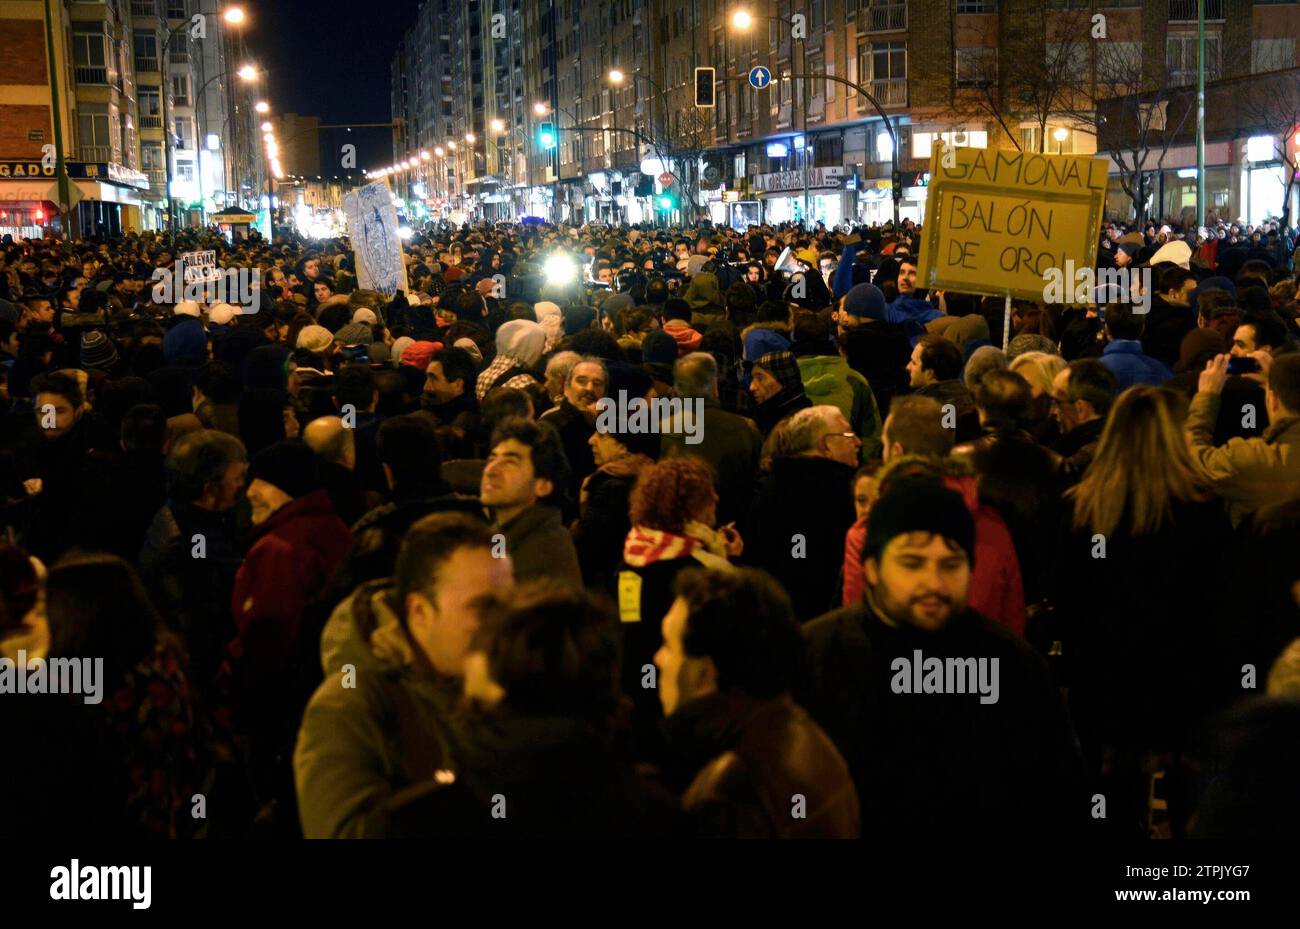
[865,476,975,565]
[247,439,320,499]
[754,351,803,392]
[80,331,118,371]
[400,340,442,371]
[296,325,334,353]
[334,322,373,348]
[743,327,791,362]
[351,307,378,325]
[842,282,887,319]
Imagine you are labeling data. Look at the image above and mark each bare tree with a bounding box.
[1093,41,1194,227]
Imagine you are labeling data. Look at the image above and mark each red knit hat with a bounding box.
[399,340,443,370]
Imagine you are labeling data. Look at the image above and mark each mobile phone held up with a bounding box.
[1227,356,1260,375]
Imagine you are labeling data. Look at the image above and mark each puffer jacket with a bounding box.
[293,579,465,838]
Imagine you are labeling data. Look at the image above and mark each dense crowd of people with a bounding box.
[2,211,1299,838]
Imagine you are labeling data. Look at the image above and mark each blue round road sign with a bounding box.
[749,66,772,90]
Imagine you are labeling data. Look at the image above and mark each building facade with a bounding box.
[0,0,254,240]
[384,0,1300,228]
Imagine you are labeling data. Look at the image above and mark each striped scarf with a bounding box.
[623,522,727,568]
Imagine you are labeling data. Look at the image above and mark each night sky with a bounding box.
[249,0,418,174]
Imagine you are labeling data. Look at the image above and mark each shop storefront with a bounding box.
[67,162,149,236]
[754,167,851,226]
[0,159,60,239]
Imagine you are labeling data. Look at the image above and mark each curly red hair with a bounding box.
[629,457,717,533]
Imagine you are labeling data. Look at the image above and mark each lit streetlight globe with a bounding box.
[255,101,270,114]
[732,9,753,30]
[609,69,624,84]
[223,7,246,25]
[261,121,273,132]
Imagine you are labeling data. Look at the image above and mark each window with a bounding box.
[826,62,835,101]
[166,0,187,18]
[913,130,989,159]
[142,143,163,170]
[1166,34,1221,86]
[78,109,111,146]
[1096,41,1142,82]
[133,29,158,69]
[1251,38,1296,74]
[1045,42,1089,83]
[174,117,191,147]
[175,160,195,182]
[73,30,107,68]
[861,41,907,106]
[955,47,997,87]
[957,0,996,11]
[814,135,842,167]
[171,74,189,106]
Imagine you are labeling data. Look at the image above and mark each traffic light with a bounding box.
[537,121,557,150]
[656,192,677,211]
[694,67,716,108]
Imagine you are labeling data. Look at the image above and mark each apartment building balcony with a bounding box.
[872,77,908,108]
[145,168,167,192]
[130,0,158,16]
[75,66,109,85]
[140,116,163,129]
[80,145,114,163]
[1169,0,1223,22]
[135,57,161,75]
[864,1,907,34]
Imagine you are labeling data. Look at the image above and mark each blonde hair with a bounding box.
[1010,351,1066,399]
[1067,387,1213,537]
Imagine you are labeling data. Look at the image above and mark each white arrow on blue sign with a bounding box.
[749,66,772,90]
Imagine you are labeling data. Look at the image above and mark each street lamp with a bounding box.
[1053,126,1068,155]
[237,63,257,81]
[260,121,272,133]
[608,69,624,85]
[731,10,812,225]
[255,101,270,114]
[533,101,549,117]
[465,132,476,144]
[490,118,505,134]
[223,6,246,25]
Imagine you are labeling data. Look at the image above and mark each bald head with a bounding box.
[304,415,355,470]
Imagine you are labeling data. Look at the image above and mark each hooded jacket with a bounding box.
[794,353,883,461]
[684,272,726,328]
[294,579,465,838]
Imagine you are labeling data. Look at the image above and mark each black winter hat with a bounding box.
[248,439,321,499]
[865,476,975,565]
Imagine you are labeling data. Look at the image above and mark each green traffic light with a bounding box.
[657,195,674,210]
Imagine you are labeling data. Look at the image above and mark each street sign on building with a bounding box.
[749,66,772,90]
[658,172,673,186]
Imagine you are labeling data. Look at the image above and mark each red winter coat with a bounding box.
[229,489,353,667]
[842,474,1026,635]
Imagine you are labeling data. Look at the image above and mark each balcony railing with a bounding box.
[145,168,166,192]
[130,1,157,16]
[135,56,160,73]
[871,77,908,107]
[140,116,163,129]
[866,2,908,33]
[75,66,108,85]
[80,145,113,163]
[1170,0,1223,21]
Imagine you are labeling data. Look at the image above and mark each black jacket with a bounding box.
[799,601,1082,838]
[753,386,811,437]
[538,398,596,513]
[386,712,674,837]
[745,455,856,621]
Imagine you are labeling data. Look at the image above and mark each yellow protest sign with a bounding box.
[918,147,1107,302]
